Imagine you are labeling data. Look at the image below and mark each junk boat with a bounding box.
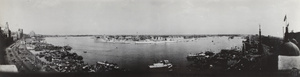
[149,60,172,69]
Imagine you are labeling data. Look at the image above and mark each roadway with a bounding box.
[5,40,43,72]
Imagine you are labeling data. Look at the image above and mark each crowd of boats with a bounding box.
[23,39,124,72]
[186,48,262,71]
[27,38,176,72]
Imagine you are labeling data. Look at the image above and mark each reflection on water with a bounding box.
[45,36,245,71]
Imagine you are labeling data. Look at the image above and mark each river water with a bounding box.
[44,36,245,71]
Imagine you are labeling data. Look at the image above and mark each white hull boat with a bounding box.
[149,60,172,69]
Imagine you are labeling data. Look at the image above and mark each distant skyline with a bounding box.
[1,0,300,37]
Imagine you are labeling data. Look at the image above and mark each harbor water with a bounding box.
[44,36,245,71]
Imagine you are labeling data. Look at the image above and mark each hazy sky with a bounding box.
[0,0,299,37]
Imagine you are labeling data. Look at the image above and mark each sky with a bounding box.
[0,0,299,37]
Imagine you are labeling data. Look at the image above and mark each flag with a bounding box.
[284,15,287,21]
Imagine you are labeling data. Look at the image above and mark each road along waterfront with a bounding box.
[5,40,45,72]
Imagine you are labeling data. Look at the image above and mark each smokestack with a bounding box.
[259,24,262,43]
[258,24,263,54]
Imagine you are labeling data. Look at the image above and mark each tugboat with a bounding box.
[149,60,172,69]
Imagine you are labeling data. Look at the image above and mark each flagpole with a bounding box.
[284,15,288,26]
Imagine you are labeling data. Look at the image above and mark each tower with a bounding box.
[3,22,11,38]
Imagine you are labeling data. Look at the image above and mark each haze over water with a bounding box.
[45,36,245,71]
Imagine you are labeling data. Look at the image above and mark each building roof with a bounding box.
[278,55,300,70]
[0,65,18,73]
[279,42,300,56]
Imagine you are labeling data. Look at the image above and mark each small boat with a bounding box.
[83,51,87,53]
[96,61,106,65]
[96,61,120,69]
[187,52,205,58]
[186,52,210,61]
[63,45,72,50]
[149,60,172,69]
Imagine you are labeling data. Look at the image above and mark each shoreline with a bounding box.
[16,38,124,73]
[3,35,294,74]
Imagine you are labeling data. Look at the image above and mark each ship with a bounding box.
[135,41,176,44]
[149,60,172,69]
[186,52,206,61]
[186,51,215,61]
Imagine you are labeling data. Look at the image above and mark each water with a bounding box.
[44,36,245,71]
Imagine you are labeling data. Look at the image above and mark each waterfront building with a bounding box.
[259,16,300,71]
[0,22,14,46]
[278,39,300,70]
[125,36,133,39]
[16,29,23,39]
[287,32,300,47]
[12,33,18,41]
[277,16,300,70]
